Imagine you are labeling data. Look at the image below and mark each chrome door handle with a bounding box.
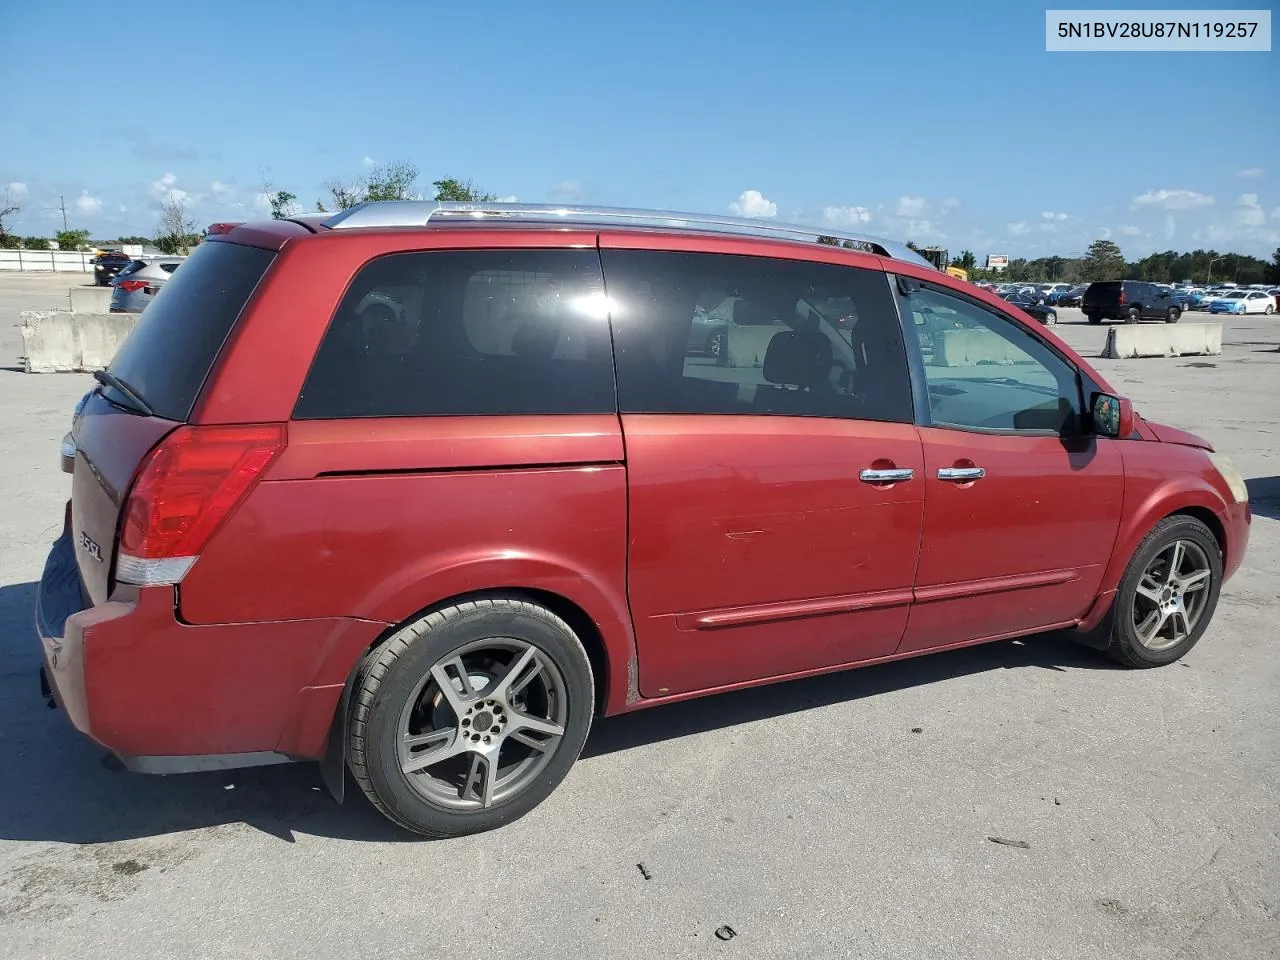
[937,466,986,481]
[859,468,914,483]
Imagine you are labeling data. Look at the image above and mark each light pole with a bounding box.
[1206,256,1225,284]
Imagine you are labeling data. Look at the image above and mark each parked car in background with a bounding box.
[92,252,133,286]
[1001,290,1058,325]
[108,259,184,313]
[1209,290,1275,315]
[1054,283,1089,307]
[1191,288,1229,310]
[38,202,1251,839]
[1082,280,1182,324]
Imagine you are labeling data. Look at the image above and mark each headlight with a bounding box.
[1207,452,1248,503]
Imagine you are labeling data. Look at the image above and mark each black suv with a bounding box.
[92,252,134,286]
[1082,281,1181,325]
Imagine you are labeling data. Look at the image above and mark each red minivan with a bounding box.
[37,203,1251,837]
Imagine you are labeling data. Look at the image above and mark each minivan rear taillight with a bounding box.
[116,424,286,585]
[1117,289,1126,305]
[118,280,147,292]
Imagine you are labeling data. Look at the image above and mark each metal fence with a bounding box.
[0,249,95,273]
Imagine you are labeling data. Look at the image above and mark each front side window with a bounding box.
[295,249,616,419]
[601,249,913,422]
[904,285,1081,433]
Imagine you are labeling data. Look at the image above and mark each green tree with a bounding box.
[268,191,298,219]
[816,235,839,246]
[364,160,420,202]
[117,235,150,245]
[0,234,19,249]
[1270,248,1280,284]
[54,228,91,251]
[1081,239,1125,281]
[432,177,496,202]
[949,250,977,272]
[22,236,50,250]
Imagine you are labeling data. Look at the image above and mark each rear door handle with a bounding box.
[859,468,914,483]
[937,467,986,482]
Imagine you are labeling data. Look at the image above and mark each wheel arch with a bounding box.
[317,583,626,803]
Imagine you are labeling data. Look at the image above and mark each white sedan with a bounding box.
[1208,290,1276,316]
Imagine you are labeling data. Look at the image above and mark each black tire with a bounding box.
[348,597,595,838]
[1102,516,1223,668]
[1125,306,1142,324]
[1086,312,1102,325]
[1266,305,1275,315]
[1166,306,1180,323]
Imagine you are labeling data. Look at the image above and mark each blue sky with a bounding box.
[2,1,1277,257]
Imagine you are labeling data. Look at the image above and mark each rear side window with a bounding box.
[1086,282,1121,300]
[106,241,274,421]
[601,249,913,422]
[295,249,615,419]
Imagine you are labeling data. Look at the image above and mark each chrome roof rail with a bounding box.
[321,201,936,269]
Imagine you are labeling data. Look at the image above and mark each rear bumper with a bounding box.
[36,525,387,770]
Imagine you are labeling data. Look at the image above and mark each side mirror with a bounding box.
[1091,392,1133,438]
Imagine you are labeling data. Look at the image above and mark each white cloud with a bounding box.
[1132,189,1214,210]
[150,172,191,206]
[899,219,944,240]
[74,191,102,215]
[6,181,28,197]
[895,195,928,217]
[1117,224,1141,236]
[729,189,777,218]
[550,180,584,199]
[1236,167,1264,179]
[494,195,518,203]
[939,197,961,213]
[1041,211,1069,221]
[210,180,236,202]
[360,155,376,168]
[1007,221,1031,235]
[251,192,272,212]
[1272,207,1280,222]
[1163,214,1176,240]
[1098,227,1113,240]
[822,205,872,226]
[1234,193,1266,227]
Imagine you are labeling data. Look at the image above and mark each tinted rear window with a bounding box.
[1085,282,1121,299]
[106,241,274,421]
[294,248,615,419]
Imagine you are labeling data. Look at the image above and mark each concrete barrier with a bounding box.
[931,328,1024,367]
[1101,322,1222,359]
[726,324,779,368]
[20,311,139,373]
[69,285,113,313]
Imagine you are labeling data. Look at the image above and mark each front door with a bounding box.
[896,281,1125,653]
[600,245,924,697]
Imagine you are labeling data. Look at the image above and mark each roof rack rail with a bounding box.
[320,201,935,269]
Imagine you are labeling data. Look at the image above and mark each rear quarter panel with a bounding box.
[177,415,638,713]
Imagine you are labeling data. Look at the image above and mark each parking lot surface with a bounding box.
[1,274,1277,959]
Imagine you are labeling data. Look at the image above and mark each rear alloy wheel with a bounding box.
[1266,305,1275,315]
[1043,311,1057,325]
[1126,306,1142,324]
[1166,306,1180,323]
[349,598,595,837]
[1104,516,1222,668]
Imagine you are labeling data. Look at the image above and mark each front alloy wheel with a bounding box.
[1103,515,1222,667]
